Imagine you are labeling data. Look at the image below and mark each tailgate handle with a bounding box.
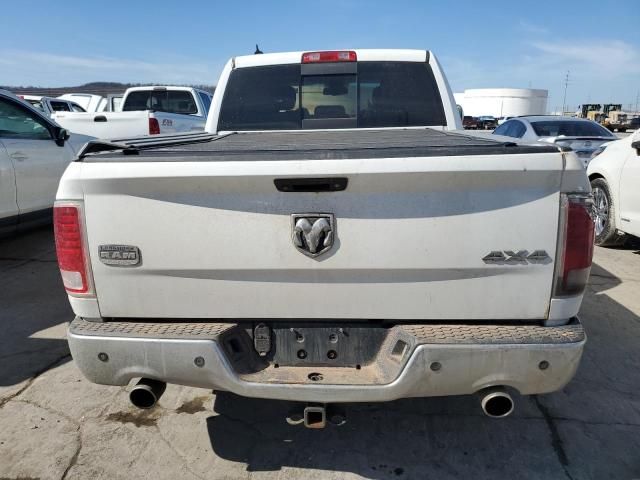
[93,115,107,122]
[274,177,348,192]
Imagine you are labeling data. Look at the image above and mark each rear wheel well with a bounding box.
[588,173,604,182]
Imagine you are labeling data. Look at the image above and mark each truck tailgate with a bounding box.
[77,130,563,320]
[53,111,150,139]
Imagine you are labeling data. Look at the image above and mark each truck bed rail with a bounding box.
[77,132,224,159]
[77,128,560,162]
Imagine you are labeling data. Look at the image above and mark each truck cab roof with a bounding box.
[124,85,212,95]
[233,49,431,68]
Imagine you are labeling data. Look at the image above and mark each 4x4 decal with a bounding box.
[482,250,551,265]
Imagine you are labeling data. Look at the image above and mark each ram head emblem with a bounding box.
[291,214,335,258]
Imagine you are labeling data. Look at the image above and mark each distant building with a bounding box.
[454,88,548,117]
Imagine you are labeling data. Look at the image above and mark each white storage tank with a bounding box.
[455,88,548,117]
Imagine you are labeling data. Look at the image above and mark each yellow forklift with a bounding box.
[603,110,629,132]
[579,104,601,118]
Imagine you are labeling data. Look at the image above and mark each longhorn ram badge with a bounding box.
[291,214,335,258]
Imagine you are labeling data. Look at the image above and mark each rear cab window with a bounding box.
[218,61,446,131]
[49,101,72,112]
[123,90,198,114]
[302,74,357,127]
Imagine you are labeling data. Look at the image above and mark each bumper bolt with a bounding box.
[194,356,205,367]
[297,349,307,359]
[291,328,304,343]
[98,352,109,362]
[538,360,550,370]
[329,413,347,426]
[430,361,442,372]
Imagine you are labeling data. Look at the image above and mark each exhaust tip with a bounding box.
[479,388,514,418]
[129,378,166,409]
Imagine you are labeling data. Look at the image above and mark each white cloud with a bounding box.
[529,39,640,75]
[0,50,221,86]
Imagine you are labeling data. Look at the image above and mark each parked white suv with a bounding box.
[0,90,93,234]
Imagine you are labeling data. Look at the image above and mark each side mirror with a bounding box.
[53,127,70,146]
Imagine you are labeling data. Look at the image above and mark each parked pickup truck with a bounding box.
[20,95,86,115]
[462,115,478,129]
[57,93,124,113]
[51,86,212,139]
[58,50,593,427]
[0,90,93,234]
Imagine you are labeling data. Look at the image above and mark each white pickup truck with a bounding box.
[57,93,120,113]
[57,50,593,427]
[51,86,212,139]
[20,95,87,115]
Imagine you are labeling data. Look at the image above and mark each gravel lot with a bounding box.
[1,227,639,479]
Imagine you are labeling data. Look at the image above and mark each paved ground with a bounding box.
[0,227,639,480]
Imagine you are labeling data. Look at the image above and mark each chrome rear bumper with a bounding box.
[67,318,585,403]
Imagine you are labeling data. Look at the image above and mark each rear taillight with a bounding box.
[149,117,160,135]
[54,202,94,296]
[554,194,595,296]
[301,50,357,63]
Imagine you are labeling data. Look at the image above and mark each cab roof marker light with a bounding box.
[301,51,357,64]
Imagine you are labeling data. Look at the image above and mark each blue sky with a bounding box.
[1,0,638,110]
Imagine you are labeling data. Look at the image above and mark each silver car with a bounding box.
[493,116,617,167]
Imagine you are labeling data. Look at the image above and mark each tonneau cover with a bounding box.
[80,128,560,162]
